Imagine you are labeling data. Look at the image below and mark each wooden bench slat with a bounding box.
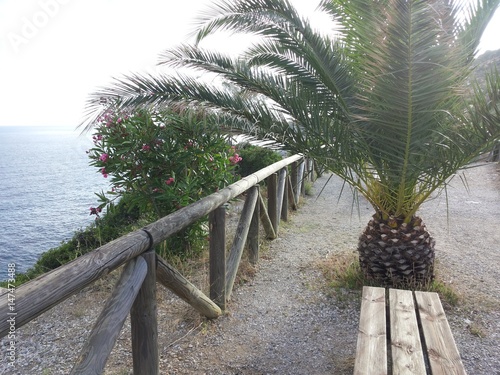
[414,291,467,375]
[354,286,387,375]
[389,288,426,375]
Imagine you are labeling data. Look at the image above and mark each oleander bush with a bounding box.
[87,109,242,257]
[1,110,243,285]
[235,143,283,178]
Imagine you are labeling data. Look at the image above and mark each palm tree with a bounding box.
[82,0,500,286]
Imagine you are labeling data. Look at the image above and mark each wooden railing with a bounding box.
[0,154,314,374]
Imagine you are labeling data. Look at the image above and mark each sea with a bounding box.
[0,126,110,281]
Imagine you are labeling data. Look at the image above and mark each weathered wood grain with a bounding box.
[0,230,151,338]
[70,257,147,375]
[248,186,260,265]
[297,160,306,199]
[268,172,278,234]
[277,168,287,222]
[258,190,276,239]
[355,288,467,375]
[143,154,303,248]
[389,288,426,375]
[415,291,467,375]
[0,155,303,337]
[156,255,221,319]
[226,186,259,300]
[307,158,315,181]
[281,175,289,221]
[354,286,387,375]
[291,160,299,203]
[0,152,307,375]
[287,175,298,210]
[209,206,226,310]
[131,250,159,375]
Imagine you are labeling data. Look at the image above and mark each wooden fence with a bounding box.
[0,154,314,374]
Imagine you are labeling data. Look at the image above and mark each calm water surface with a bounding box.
[0,126,109,280]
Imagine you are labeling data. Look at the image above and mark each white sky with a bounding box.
[0,0,499,127]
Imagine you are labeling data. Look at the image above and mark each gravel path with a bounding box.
[1,163,499,374]
[164,163,500,374]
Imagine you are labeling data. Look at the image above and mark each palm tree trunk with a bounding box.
[357,215,435,286]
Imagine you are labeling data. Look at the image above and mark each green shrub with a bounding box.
[88,109,240,256]
[235,143,283,178]
[1,111,242,285]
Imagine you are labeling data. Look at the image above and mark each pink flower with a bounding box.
[165,177,175,185]
[142,144,151,151]
[229,153,242,164]
[101,167,108,178]
[99,153,109,162]
[89,207,102,216]
[92,134,103,144]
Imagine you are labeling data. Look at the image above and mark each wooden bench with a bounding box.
[354,286,467,375]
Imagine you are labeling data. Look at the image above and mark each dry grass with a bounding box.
[316,251,461,307]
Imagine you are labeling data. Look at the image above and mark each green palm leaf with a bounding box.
[82,0,500,284]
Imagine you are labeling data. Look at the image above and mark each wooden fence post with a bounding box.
[70,257,147,375]
[209,206,226,310]
[248,186,260,265]
[298,160,306,199]
[287,175,298,211]
[225,186,259,300]
[291,161,298,200]
[258,191,276,240]
[268,173,279,234]
[131,249,159,375]
[308,158,315,181]
[278,168,287,221]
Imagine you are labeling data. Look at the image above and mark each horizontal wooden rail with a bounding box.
[0,154,303,338]
[0,231,152,337]
[0,153,311,375]
[142,154,303,248]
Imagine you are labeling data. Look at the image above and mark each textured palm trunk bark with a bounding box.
[357,215,435,285]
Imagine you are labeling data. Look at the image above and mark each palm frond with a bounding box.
[193,0,302,44]
[82,0,500,222]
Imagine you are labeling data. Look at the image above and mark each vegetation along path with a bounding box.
[0,164,498,374]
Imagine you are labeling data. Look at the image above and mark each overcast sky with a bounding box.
[1,0,499,127]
